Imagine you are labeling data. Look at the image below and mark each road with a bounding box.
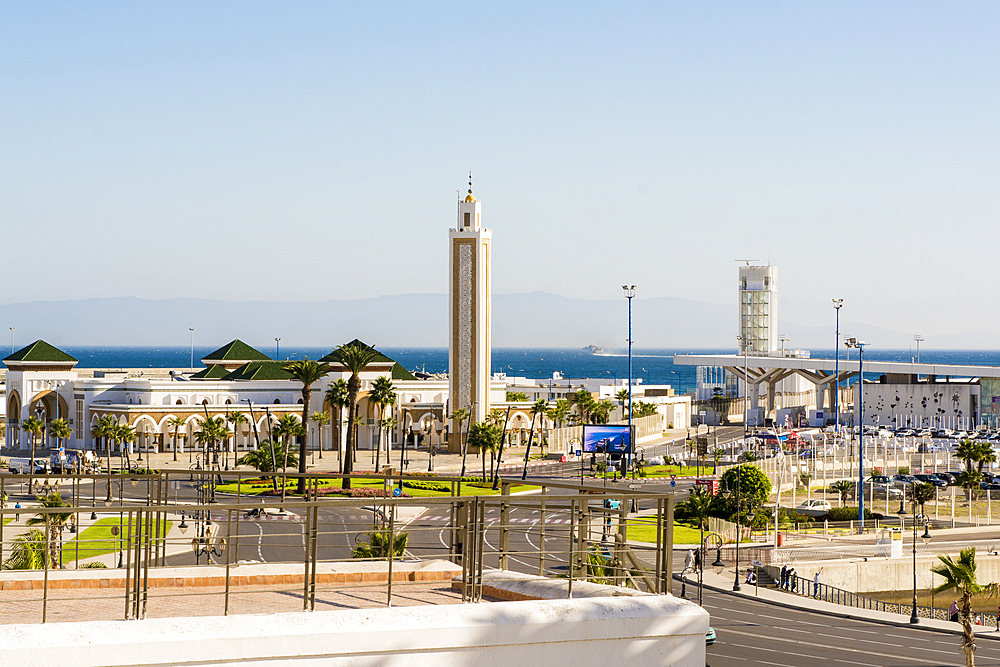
[695,583,1000,667]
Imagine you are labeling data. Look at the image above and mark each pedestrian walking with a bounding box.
[780,564,788,589]
[950,600,959,623]
[813,568,823,599]
[684,549,695,574]
[694,548,702,573]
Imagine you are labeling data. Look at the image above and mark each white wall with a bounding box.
[0,593,708,667]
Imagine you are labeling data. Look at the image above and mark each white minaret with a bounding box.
[448,174,492,448]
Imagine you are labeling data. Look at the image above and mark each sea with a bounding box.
[43,347,1000,396]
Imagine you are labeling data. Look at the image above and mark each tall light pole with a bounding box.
[833,300,842,435]
[914,335,924,364]
[778,335,789,356]
[275,337,281,360]
[623,285,635,478]
[845,337,866,527]
[736,335,749,443]
[8,327,13,354]
[189,328,195,369]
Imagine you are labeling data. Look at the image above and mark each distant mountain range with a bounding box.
[1,293,998,350]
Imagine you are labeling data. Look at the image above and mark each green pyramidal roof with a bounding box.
[320,340,396,365]
[4,340,78,365]
[190,365,232,380]
[223,361,293,381]
[202,340,272,363]
[392,363,415,381]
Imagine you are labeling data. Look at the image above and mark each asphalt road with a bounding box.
[695,583,1000,667]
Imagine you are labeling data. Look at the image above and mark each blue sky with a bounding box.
[3,2,999,339]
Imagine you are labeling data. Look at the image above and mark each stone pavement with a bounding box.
[0,581,489,624]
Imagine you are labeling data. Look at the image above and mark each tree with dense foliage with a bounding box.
[282,358,332,493]
[227,412,248,465]
[505,391,528,402]
[271,414,303,499]
[571,389,595,424]
[719,464,772,522]
[547,399,570,428]
[932,547,1000,667]
[352,530,408,559]
[677,486,713,530]
[632,401,660,418]
[912,482,937,516]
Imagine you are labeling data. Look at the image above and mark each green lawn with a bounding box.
[215,477,538,498]
[639,465,716,477]
[627,521,704,544]
[65,517,173,561]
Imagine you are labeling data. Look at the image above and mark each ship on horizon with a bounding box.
[583,344,604,355]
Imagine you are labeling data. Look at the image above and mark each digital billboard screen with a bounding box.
[581,425,631,454]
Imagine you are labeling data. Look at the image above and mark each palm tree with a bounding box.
[571,389,595,424]
[49,418,72,461]
[93,414,118,473]
[236,440,297,478]
[932,547,1000,667]
[325,379,349,472]
[282,358,332,493]
[26,492,73,568]
[310,411,330,460]
[615,388,629,416]
[2,528,46,570]
[272,414,303,501]
[521,399,548,479]
[912,482,936,517]
[168,416,185,462]
[22,416,44,490]
[680,486,713,530]
[332,343,380,490]
[368,376,397,471]
[227,411,249,468]
[114,423,136,471]
[547,399,570,428]
[194,416,227,468]
[468,421,502,482]
[378,416,398,471]
[451,408,470,477]
[831,480,854,507]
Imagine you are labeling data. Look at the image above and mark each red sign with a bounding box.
[695,478,719,495]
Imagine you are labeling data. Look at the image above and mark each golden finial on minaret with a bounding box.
[465,171,476,202]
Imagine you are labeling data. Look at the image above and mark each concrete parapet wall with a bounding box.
[0,559,462,590]
[769,552,1000,594]
[0,581,708,667]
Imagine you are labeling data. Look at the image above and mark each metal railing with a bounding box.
[770,567,999,627]
[0,471,676,623]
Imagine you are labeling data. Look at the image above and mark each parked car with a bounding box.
[917,442,945,453]
[892,474,920,486]
[913,473,948,488]
[706,627,717,645]
[796,499,833,515]
[8,457,50,475]
[934,472,956,485]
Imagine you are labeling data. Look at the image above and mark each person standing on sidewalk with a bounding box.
[780,564,788,589]
[950,600,959,623]
[813,568,823,599]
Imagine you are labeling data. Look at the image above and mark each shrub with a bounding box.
[897,466,910,475]
[403,481,451,492]
[79,561,108,568]
[823,506,877,522]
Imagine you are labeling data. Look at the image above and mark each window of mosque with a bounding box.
[464,212,470,227]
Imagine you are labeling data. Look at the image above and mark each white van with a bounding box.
[8,458,51,475]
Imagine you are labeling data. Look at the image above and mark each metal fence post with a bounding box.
[499,482,510,570]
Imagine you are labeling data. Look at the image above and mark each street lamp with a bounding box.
[778,335,789,356]
[914,335,924,364]
[189,328,195,369]
[275,337,281,360]
[736,335,749,446]
[833,300,842,435]
[623,285,635,479]
[900,498,932,624]
[698,531,725,606]
[845,337,867,528]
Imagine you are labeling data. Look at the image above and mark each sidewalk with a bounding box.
[685,566,1000,639]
